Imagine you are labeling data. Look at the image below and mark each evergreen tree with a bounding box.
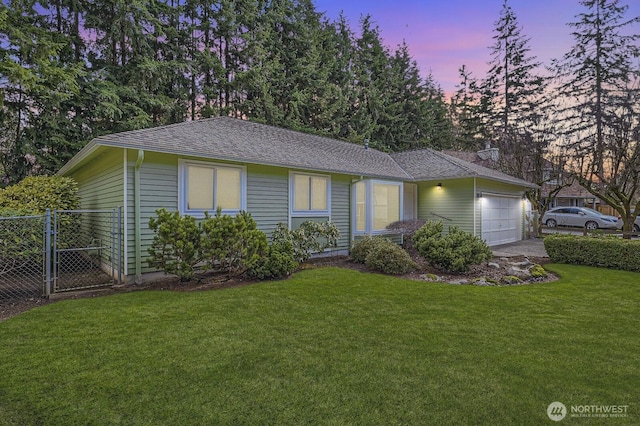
[348,15,391,147]
[449,65,484,150]
[481,0,546,144]
[0,0,461,178]
[0,1,83,183]
[552,0,640,237]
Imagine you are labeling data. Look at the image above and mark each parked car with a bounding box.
[615,211,640,232]
[542,207,619,230]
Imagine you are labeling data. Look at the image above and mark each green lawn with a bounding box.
[0,265,638,425]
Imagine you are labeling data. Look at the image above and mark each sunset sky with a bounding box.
[313,0,640,95]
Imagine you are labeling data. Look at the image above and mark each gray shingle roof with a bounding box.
[391,149,538,188]
[72,117,533,187]
[93,117,411,180]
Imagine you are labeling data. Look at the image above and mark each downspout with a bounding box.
[473,177,477,236]
[134,149,144,284]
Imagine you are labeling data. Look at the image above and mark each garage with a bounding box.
[481,194,522,246]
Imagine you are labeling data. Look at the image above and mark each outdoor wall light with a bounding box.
[437,182,442,190]
[476,192,482,198]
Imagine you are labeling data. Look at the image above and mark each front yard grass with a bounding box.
[0,264,638,425]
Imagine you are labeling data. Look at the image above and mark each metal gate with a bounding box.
[53,209,122,293]
[0,208,122,301]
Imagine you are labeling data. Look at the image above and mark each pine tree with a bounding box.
[481,0,546,143]
[0,1,83,182]
[449,65,484,150]
[348,15,390,147]
[552,0,640,237]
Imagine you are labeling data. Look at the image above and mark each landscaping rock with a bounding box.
[509,258,532,268]
[420,273,441,282]
[488,262,501,269]
[506,266,532,280]
[472,277,498,286]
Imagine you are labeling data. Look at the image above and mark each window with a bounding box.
[373,183,400,230]
[291,173,329,214]
[355,181,366,232]
[353,180,402,234]
[180,160,245,216]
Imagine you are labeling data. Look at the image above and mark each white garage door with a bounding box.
[481,195,521,246]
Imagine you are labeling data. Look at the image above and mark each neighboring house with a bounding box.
[543,181,599,209]
[58,117,536,283]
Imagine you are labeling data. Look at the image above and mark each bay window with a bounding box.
[353,180,402,234]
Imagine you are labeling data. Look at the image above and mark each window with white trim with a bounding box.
[179,160,245,216]
[373,183,400,230]
[353,180,402,233]
[290,172,330,214]
[355,181,366,232]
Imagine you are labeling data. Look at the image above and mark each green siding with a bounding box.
[70,148,124,210]
[246,164,289,237]
[417,178,527,239]
[67,147,125,271]
[417,178,477,235]
[127,151,179,274]
[330,175,351,251]
[125,156,353,275]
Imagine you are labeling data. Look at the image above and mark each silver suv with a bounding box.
[542,207,619,230]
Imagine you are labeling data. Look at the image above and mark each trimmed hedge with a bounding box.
[544,234,640,272]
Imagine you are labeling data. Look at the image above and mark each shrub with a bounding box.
[246,242,298,280]
[529,264,547,278]
[350,236,416,275]
[148,209,270,281]
[201,210,268,277]
[0,213,45,275]
[350,236,393,264]
[413,220,492,273]
[0,176,79,213]
[271,221,340,263]
[502,275,522,285]
[544,234,640,272]
[147,209,202,281]
[364,242,417,275]
[0,177,80,275]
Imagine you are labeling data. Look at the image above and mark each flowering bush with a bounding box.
[271,221,340,263]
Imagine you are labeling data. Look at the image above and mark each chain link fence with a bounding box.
[0,209,122,302]
[0,214,47,300]
[54,209,121,292]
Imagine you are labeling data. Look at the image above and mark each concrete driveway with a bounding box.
[491,239,548,258]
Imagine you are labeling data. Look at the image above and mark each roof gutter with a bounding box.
[56,141,99,175]
[134,149,144,284]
